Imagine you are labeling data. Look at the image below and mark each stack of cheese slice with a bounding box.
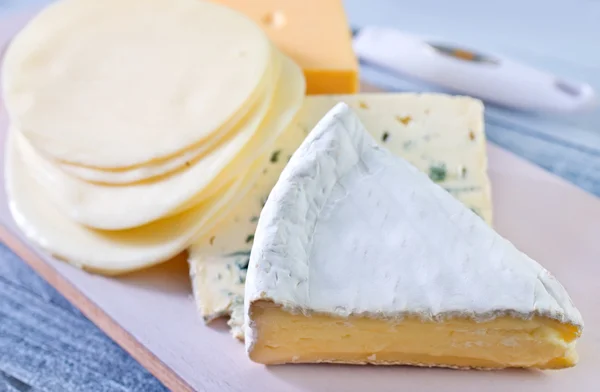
[2,0,305,273]
[188,93,492,339]
[244,103,583,369]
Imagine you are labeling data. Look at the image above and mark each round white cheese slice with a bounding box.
[54,52,278,185]
[55,68,274,184]
[5,131,266,274]
[2,0,272,168]
[189,55,305,205]
[15,54,305,230]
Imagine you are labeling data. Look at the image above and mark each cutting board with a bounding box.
[1,12,599,392]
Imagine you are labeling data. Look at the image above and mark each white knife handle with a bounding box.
[353,26,596,113]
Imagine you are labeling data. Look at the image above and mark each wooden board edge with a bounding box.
[0,224,193,392]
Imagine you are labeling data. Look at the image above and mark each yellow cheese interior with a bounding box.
[212,0,358,94]
[249,301,580,369]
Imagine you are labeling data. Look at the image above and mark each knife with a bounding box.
[352,26,596,113]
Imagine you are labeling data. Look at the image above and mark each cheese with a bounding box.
[55,72,274,185]
[2,0,273,168]
[17,53,304,230]
[6,51,301,272]
[7,130,232,273]
[5,126,284,274]
[188,93,492,339]
[244,103,583,369]
[250,308,580,369]
[212,0,358,94]
[189,122,306,339]
[298,94,492,222]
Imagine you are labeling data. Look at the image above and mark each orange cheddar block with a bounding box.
[212,0,359,94]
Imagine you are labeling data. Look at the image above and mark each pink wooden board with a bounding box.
[1,12,599,392]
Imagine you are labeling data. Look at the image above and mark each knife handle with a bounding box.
[353,26,596,113]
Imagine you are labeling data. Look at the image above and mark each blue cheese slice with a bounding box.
[189,123,305,338]
[188,93,491,339]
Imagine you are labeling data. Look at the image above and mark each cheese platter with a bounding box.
[1,1,599,391]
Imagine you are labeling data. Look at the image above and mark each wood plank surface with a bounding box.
[0,241,167,392]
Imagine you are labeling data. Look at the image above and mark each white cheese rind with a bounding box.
[245,103,582,348]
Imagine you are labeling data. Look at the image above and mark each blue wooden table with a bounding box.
[1,0,600,390]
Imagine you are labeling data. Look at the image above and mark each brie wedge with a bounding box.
[244,103,583,369]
